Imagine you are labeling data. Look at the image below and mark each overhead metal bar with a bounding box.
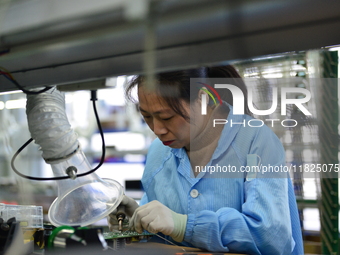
[1,0,340,92]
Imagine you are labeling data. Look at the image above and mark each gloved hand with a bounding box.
[129,200,187,242]
[107,195,139,232]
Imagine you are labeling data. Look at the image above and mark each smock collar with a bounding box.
[170,102,246,179]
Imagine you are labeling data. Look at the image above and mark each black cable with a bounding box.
[0,69,52,95]
[10,78,53,95]
[10,90,106,181]
[77,90,106,177]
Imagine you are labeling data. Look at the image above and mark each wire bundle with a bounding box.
[0,66,51,94]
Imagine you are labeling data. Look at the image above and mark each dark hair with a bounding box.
[125,65,251,120]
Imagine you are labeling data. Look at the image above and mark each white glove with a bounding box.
[107,195,139,232]
[129,200,187,242]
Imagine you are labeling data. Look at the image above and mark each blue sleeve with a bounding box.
[139,193,149,206]
[183,126,295,254]
[184,178,293,254]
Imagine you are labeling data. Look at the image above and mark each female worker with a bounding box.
[108,66,303,254]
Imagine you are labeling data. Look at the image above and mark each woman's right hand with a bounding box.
[107,195,139,232]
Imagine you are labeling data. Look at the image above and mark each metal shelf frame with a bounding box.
[1,0,340,92]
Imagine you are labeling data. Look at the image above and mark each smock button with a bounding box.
[190,189,199,198]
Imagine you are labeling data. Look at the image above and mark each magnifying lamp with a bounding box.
[13,86,124,227]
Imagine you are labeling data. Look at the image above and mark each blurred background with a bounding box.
[0,0,340,254]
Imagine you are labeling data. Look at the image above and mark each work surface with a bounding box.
[46,242,246,255]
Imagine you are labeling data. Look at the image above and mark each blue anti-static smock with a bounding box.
[139,107,304,255]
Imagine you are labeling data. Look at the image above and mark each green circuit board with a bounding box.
[103,231,154,240]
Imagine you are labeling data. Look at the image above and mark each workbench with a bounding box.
[45,242,246,255]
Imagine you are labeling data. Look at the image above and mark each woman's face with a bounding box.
[138,86,204,150]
